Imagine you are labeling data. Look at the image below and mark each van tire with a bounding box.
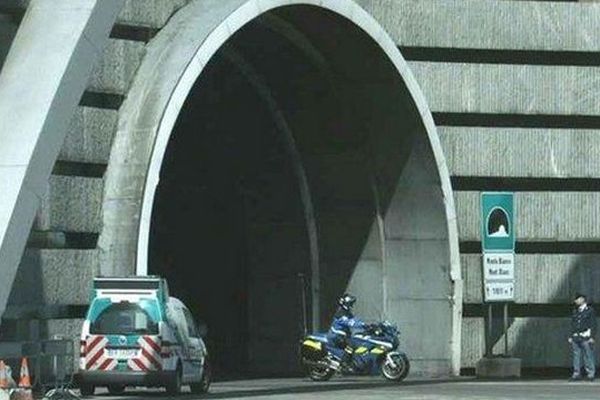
[191,358,211,394]
[166,365,182,395]
[108,384,125,395]
[80,384,95,397]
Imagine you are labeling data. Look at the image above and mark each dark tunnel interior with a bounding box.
[148,5,420,378]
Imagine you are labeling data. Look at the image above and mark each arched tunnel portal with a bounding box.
[100,0,461,379]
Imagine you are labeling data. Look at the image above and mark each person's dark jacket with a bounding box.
[571,304,597,339]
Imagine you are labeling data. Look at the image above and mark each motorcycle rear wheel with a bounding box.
[307,365,335,381]
[381,353,410,382]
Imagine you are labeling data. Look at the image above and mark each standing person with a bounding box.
[569,293,597,381]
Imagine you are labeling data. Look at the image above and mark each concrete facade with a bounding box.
[0,0,122,321]
[440,127,600,178]
[97,0,460,376]
[2,0,600,378]
[457,192,600,241]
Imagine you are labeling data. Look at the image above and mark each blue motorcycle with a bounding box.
[300,321,410,382]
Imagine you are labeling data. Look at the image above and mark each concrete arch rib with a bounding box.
[99,0,462,375]
[0,0,122,320]
[219,46,321,332]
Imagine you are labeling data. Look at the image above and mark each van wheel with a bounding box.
[80,383,95,397]
[191,358,211,394]
[166,366,182,395]
[108,384,125,395]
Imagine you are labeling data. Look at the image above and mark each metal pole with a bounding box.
[298,273,308,336]
[503,302,509,356]
[487,304,493,356]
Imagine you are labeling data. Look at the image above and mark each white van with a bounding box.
[77,277,210,396]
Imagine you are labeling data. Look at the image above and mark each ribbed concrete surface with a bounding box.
[35,176,103,233]
[410,62,600,116]
[117,0,189,28]
[35,249,98,304]
[462,254,600,304]
[462,317,600,368]
[456,191,600,241]
[440,127,600,178]
[60,107,118,164]
[461,317,484,368]
[9,249,97,306]
[359,0,600,51]
[87,39,145,95]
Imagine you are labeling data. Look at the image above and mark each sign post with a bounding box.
[481,192,515,356]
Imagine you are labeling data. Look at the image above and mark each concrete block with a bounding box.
[35,176,103,233]
[439,127,600,178]
[385,239,452,298]
[409,62,600,116]
[462,254,600,304]
[346,259,383,321]
[462,317,600,368]
[10,249,97,306]
[383,185,446,240]
[456,191,600,241]
[462,318,485,368]
[357,0,600,51]
[385,298,453,362]
[117,0,189,28]
[60,107,117,164]
[87,39,145,95]
[476,357,521,378]
[407,359,453,378]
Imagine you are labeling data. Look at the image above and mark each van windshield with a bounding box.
[90,301,159,335]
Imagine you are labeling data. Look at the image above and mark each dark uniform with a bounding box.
[570,304,597,379]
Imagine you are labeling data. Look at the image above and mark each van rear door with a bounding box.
[83,298,163,372]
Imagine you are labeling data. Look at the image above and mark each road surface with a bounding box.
[85,377,600,400]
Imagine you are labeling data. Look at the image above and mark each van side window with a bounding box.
[183,309,199,338]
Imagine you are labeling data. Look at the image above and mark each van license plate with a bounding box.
[107,349,137,358]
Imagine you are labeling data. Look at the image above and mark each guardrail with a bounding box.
[0,337,74,393]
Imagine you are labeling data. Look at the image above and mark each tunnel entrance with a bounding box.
[113,1,461,379]
[148,47,313,377]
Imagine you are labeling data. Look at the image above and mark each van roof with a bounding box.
[93,276,163,290]
[91,276,169,303]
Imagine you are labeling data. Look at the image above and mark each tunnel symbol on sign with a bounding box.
[487,207,510,237]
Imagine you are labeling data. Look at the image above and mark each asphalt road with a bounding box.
[86,377,600,400]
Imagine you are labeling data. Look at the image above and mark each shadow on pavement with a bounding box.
[93,378,464,399]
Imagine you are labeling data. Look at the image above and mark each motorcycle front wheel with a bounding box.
[381,353,410,382]
[307,365,335,381]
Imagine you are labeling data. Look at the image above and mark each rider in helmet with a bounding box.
[328,294,366,369]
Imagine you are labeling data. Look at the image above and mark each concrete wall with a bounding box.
[355,0,600,372]
[410,62,600,116]
[95,0,460,376]
[357,0,600,51]
[462,254,600,304]
[440,127,600,178]
[117,0,189,28]
[6,0,600,376]
[87,39,145,95]
[34,176,103,233]
[60,107,118,164]
[462,317,600,369]
[456,192,600,242]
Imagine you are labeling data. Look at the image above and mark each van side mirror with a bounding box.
[197,321,208,338]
